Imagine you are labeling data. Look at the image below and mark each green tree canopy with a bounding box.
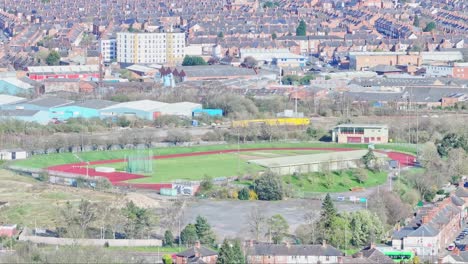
[436,133,468,157]
[182,55,208,66]
[121,201,153,239]
[164,230,174,247]
[423,21,436,32]
[296,20,307,36]
[271,32,277,40]
[253,171,284,201]
[216,239,245,264]
[195,215,216,245]
[46,50,61,65]
[180,224,198,246]
[267,214,289,244]
[413,15,420,27]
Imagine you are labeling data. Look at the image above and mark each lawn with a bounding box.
[12,141,414,170]
[93,153,265,183]
[284,169,388,193]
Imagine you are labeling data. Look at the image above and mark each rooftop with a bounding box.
[101,100,169,112]
[0,94,27,106]
[247,243,343,257]
[334,124,388,129]
[249,150,386,168]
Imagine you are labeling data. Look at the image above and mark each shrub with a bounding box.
[238,187,250,200]
[249,190,258,200]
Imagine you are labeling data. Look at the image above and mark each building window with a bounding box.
[377,137,381,141]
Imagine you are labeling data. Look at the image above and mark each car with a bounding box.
[448,244,456,251]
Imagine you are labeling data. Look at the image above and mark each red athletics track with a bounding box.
[47,148,416,191]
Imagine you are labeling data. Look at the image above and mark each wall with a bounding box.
[50,106,100,120]
[19,232,162,247]
[99,107,152,120]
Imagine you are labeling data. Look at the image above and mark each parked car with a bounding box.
[448,244,456,251]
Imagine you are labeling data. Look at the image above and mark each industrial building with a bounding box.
[249,150,386,175]
[116,31,185,65]
[0,77,34,95]
[332,124,389,144]
[100,100,202,120]
[0,109,51,124]
[26,65,100,81]
[0,94,27,108]
[0,149,27,160]
[3,97,73,111]
[50,99,117,121]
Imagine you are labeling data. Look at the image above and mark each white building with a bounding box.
[116,31,185,65]
[0,149,27,160]
[99,38,117,63]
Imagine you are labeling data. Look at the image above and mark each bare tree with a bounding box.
[247,206,266,241]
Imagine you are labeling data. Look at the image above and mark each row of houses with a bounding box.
[0,95,220,124]
[175,240,395,264]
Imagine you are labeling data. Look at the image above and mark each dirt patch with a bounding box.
[124,193,161,209]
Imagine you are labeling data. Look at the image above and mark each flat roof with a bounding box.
[249,150,386,168]
[0,94,27,105]
[334,124,388,129]
[101,99,169,112]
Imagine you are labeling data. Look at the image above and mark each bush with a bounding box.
[162,254,173,264]
[249,190,258,200]
[253,172,283,201]
[200,175,213,192]
[238,187,250,200]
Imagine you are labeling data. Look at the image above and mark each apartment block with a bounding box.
[99,38,117,63]
[116,31,185,65]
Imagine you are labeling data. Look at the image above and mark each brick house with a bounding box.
[245,241,344,264]
[176,241,218,264]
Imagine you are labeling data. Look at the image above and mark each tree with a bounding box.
[195,216,216,245]
[368,190,412,227]
[217,32,224,38]
[354,168,368,184]
[162,254,173,264]
[121,201,153,239]
[320,194,337,228]
[413,15,420,27]
[165,130,192,145]
[437,133,467,157]
[247,206,266,241]
[200,175,214,192]
[253,171,284,201]
[361,149,377,170]
[180,224,198,246]
[46,50,61,65]
[217,239,245,264]
[348,211,384,247]
[447,148,468,182]
[271,32,277,40]
[164,230,174,247]
[242,56,258,68]
[296,20,307,36]
[182,55,208,66]
[238,187,250,200]
[423,21,436,32]
[267,214,289,244]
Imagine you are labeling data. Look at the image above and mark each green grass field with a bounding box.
[94,153,265,183]
[284,169,388,193]
[12,142,416,169]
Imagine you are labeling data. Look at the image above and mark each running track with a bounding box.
[47,148,415,191]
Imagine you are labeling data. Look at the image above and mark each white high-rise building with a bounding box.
[116,31,185,65]
[99,38,117,63]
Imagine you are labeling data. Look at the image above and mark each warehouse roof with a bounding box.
[0,94,27,106]
[26,97,74,108]
[27,65,99,74]
[0,109,42,117]
[247,243,343,256]
[0,77,34,90]
[101,100,169,112]
[54,99,118,110]
[175,65,257,78]
[334,124,388,129]
[249,150,386,168]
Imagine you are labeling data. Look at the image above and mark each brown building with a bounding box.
[349,52,421,70]
[176,241,218,264]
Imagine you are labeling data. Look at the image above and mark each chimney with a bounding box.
[285,241,291,248]
[195,241,201,249]
[437,257,444,264]
[356,252,364,259]
[337,256,344,263]
[322,240,327,247]
[249,239,254,247]
[422,216,429,224]
[370,242,376,249]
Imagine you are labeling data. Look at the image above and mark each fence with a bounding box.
[19,228,162,247]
